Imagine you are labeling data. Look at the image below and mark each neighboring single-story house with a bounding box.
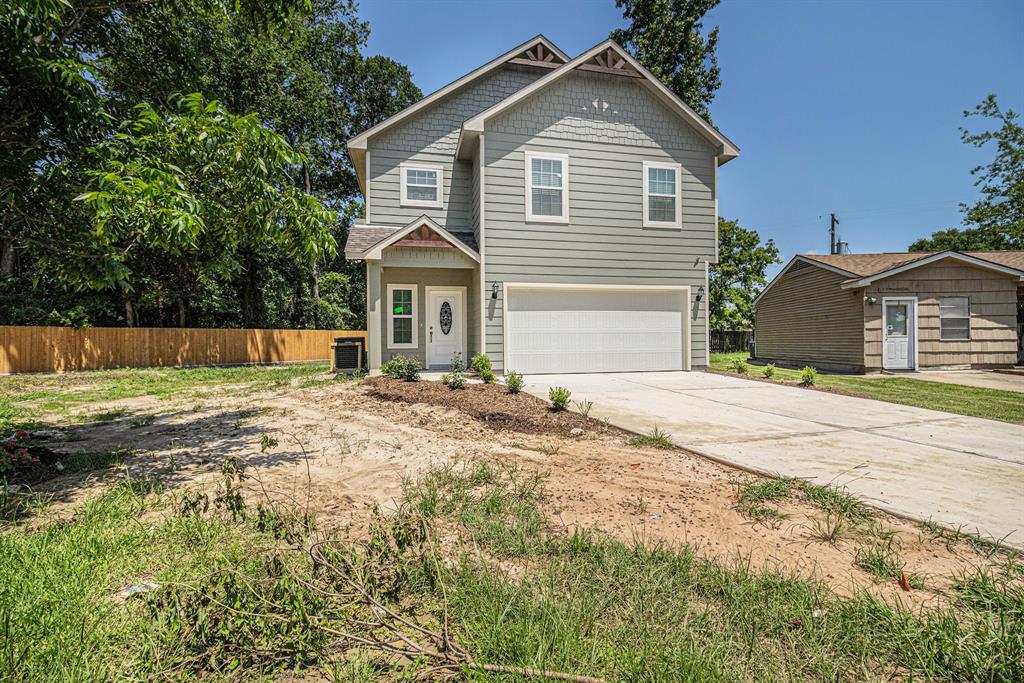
[753,250,1024,372]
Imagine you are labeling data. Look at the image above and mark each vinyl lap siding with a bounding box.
[482,70,717,370]
[368,65,545,231]
[754,262,865,370]
[864,262,1018,369]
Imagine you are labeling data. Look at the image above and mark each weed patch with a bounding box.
[627,425,674,449]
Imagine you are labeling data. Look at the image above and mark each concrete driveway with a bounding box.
[524,372,1024,547]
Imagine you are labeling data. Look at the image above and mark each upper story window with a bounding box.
[643,160,682,229]
[525,151,568,223]
[400,163,443,208]
[939,296,970,341]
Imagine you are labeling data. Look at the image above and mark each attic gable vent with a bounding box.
[507,42,565,70]
[578,46,642,78]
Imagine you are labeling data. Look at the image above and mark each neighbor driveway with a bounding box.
[524,372,1024,547]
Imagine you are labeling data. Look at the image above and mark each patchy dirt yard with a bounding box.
[9,369,1015,608]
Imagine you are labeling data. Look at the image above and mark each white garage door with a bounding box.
[505,287,686,374]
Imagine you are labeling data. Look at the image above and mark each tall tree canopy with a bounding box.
[710,218,779,331]
[910,95,1023,252]
[0,0,420,329]
[610,0,721,120]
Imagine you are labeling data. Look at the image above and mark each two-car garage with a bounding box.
[502,285,690,374]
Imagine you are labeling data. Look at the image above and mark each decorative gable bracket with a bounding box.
[577,46,642,78]
[507,42,566,70]
[395,224,454,249]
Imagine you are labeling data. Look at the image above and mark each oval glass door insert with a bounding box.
[439,301,452,335]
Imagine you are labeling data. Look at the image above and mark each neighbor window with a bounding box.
[643,161,682,228]
[388,284,417,348]
[400,164,442,208]
[939,296,970,341]
[525,151,568,222]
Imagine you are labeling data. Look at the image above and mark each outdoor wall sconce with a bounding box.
[491,282,500,299]
[695,285,705,303]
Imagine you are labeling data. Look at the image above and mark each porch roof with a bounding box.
[345,216,479,261]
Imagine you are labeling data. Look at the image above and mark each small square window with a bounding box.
[939,297,970,341]
[400,164,442,208]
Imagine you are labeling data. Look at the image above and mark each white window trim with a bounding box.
[387,283,418,349]
[399,163,443,209]
[939,296,971,341]
[642,160,682,229]
[524,151,569,223]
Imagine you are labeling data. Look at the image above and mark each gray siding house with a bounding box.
[345,36,739,373]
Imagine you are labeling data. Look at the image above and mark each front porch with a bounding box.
[348,216,481,371]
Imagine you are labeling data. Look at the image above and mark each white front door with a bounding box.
[427,289,464,368]
[883,299,915,370]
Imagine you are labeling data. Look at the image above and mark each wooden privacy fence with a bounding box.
[0,326,367,374]
[710,329,752,354]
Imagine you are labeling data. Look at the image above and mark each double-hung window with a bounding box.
[939,296,970,341]
[525,151,568,222]
[643,160,682,228]
[387,284,417,348]
[400,163,443,208]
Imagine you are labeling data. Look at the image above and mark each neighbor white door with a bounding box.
[504,286,686,374]
[883,299,915,370]
[427,289,464,368]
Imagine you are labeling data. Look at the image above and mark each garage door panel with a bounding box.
[505,287,685,374]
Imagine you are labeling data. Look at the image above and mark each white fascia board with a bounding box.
[839,251,1024,289]
[347,35,567,153]
[459,39,739,163]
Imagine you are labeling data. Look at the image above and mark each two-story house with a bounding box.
[344,36,739,374]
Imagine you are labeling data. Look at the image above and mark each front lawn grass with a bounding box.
[0,362,330,433]
[710,352,1024,423]
[2,461,1021,681]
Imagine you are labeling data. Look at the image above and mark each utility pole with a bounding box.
[829,213,839,254]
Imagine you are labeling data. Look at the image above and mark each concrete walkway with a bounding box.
[523,372,1024,548]
[866,369,1024,394]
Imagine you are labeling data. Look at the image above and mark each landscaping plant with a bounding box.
[470,352,492,375]
[730,357,750,375]
[382,356,420,382]
[548,386,571,411]
[800,366,818,386]
[762,363,776,378]
[504,371,524,394]
[0,432,37,474]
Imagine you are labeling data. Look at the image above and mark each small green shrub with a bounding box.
[762,363,776,379]
[627,426,674,449]
[505,371,524,394]
[470,352,492,375]
[800,366,817,386]
[449,352,465,373]
[382,356,420,382]
[548,386,571,412]
[730,357,749,375]
[442,370,466,390]
[480,368,496,384]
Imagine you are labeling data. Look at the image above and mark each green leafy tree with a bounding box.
[610,0,721,119]
[64,94,336,326]
[710,218,780,331]
[910,95,1023,252]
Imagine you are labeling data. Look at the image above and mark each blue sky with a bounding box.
[361,0,1023,270]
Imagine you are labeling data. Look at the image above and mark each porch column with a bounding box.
[366,260,382,370]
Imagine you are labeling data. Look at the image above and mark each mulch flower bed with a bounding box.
[1,441,67,487]
[364,377,624,438]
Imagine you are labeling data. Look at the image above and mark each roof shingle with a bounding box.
[799,251,1024,278]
